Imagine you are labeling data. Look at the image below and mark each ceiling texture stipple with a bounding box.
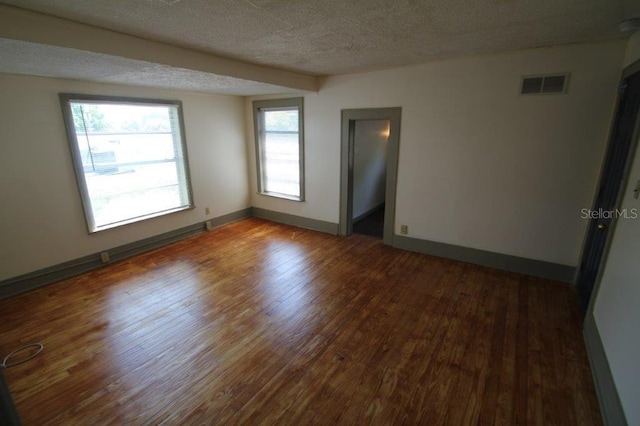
[0,38,292,95]
[0,0,637,94]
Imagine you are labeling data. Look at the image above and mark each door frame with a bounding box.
[580,59,640,317]
[339,107,402,245]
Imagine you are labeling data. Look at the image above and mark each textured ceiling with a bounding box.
[0,0,636,76]
[0,38,292,95]
[0,0,640,95]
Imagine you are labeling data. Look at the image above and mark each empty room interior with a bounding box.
[1,0,640,424]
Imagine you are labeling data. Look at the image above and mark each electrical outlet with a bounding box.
[205,220,213,230]
[400,225,408,235]
[205,207,210,215]
[100,252,110,263]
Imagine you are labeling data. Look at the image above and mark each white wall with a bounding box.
[353,119,388,219]
[592,33,640,426]
[593,144,640,425]
[0,74,249,282]
[247,40,625,266]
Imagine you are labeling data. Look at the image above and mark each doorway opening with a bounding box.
[339,108,401,245]
[351,119,390,238]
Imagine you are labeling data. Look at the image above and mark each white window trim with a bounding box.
[59,93,195,233]
[252,97,305,201]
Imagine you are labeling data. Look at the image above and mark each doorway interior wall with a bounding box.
[339,108,402,245]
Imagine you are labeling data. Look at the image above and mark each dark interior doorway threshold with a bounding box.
[353,204,385,238]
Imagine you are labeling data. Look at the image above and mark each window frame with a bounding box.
[252,97,305,201]
[59,93,195,233]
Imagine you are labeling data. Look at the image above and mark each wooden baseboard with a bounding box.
[0,208,252,299]
[0,207,577,298]
[252,207,339,235]
[393,234,575,283]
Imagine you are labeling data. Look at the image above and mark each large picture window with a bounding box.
[60,94,194,233]
[253,98,304,201]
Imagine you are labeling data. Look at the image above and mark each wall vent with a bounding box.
[521,74,569,95]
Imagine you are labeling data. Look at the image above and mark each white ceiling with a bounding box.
[0,0,637,95]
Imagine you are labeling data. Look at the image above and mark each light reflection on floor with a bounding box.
[79,240,321,407]
[104,261,207,381]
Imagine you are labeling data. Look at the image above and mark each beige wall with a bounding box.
[0,39,629,282]
[592,33,640,425]
[0,74,249,281]
[246,40,625,266]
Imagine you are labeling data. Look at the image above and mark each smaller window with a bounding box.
[60,94,194,233]
[253,98,305,201]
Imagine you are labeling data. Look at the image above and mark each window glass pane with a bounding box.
[263,109,300,197]
[253,98,304,201]
[85,162,183,227]
[64,97,192,232]
[264,109,298,132]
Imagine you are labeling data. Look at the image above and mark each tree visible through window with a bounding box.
[253,98,304,201]
[60,94,194,233]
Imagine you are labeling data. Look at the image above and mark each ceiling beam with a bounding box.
[0,4,318,92]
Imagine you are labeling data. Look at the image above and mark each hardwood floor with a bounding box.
[0,218,601,425]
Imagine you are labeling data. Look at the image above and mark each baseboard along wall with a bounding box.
[393,235,575,283]
[0,208,252,299]
[252,207,339,234]
[1,207,576,298]
[583,313,628,426]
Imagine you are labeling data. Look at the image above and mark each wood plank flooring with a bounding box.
[0,218,601,425]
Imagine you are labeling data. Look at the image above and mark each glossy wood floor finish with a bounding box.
[0,218,601,425]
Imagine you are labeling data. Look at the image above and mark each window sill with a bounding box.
[257,192,304,202]
[89,204,194,233]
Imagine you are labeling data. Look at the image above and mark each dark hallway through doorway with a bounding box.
[352,204,385,238]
